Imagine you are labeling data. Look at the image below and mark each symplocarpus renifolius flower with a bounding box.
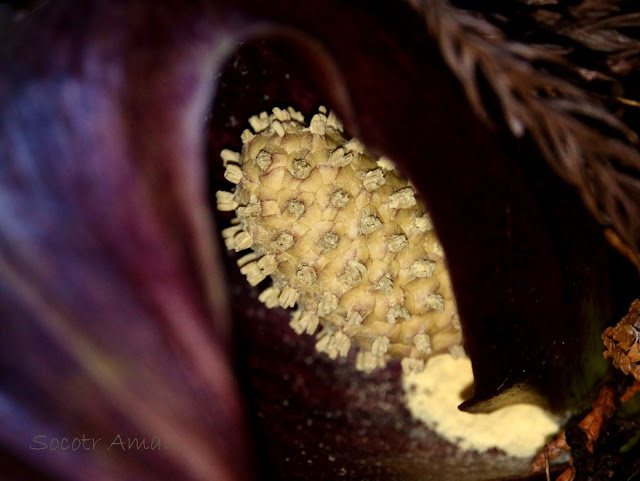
[3,1,640,481]
[216,105,462,374]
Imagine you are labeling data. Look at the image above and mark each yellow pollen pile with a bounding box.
[403,355,561,457]
[216,106,463,373]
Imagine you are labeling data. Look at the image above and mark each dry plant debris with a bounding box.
[531,386,617,481]
[603,299,640,382]
[531,299,640,481]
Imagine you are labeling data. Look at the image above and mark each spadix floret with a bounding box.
[217,106,463,373]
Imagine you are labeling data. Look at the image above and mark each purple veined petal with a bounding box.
[0,1,262,480]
